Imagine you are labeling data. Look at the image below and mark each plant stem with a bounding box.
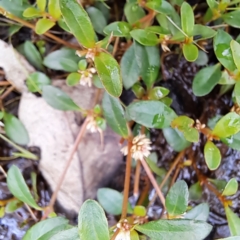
[1,10,80,50]
[133,160,141,198]
[46,117,89,216]
[121,139,132,219]
[141,158,165,208]
[0,86,15,100]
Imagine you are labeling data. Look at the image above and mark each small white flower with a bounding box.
[115,229,130,240]
[85,48,95,61]
[86,116,101,133]
[79,68,96,87]
[121,134,151,161]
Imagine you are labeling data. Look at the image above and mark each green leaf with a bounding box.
[204,141,221,170]
[194,50,208,66]
[8,25,22,37]
[234,81,240,106]
[94,52,122,97]
[192,64,221,96]
[7,165,41,210]
[48,0,62,19]
[49,227,80,240]
[189,182,202,201]
[222,131,240,151]
[93,75,104,88]
[133,206,147,217]
[17,41,44,71]
[163,127,191,152]
[181,2,194,36]
[225,206,240,236]
[222,178,238,196]
[120,44,140,89]
[5,199,23,213]
[208,178,227,192]
[42,85,81,111]
[223,11,240,29]
[146,0,173,15]
[193,24,216,41]
[3,112,29,145]
[183,43,198,62]
[102,93,128,138]
[212,112,240,138]
[66,72,81,86]
[60,0,95,48]
[126,100,177,129]
[86,6,107,35]
[37,0,46,11]
[124,2,145,24]
[231,40,240,72]
[43,47,79,72]
[146,26,170,35]
[104,21,132,37]
[166,180,188,216]
[132,83,145,98]
[130,29,159,46]
[171,116,199,142]
[35,18,55,35]
[184,203,209,221]
[148,87,169,100]
[135,219,212,240]
[134,41,160,89]
[206,0,218,10]
[78,200,110,240]
[26,72,51,92]
[214,30,236,72]
[146,157,166,177]
[23,217,68,240]
[23,7,41,17]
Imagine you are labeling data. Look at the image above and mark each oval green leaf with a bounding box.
[48,0,62,19]
[94,52,122,97]
[7,165,41,210]
[234,81,240,106]
[214,30,236,72]
[223,11,240,29]
[26,72,51,92]
[193,24,216,41]
[130,29,159,46]
[222,178,238,196]
[148,87,169,100]
[192,64,221,96]
[184,203,209,221]
[78,200,109,240]
[23,217,68,240]
[66,72,81,86]
[212,112,240,138]
[23,7,41,18]
[166,180,188,216]
[104,21,131,37]
[124,2,145,25]
[204,141,221,170]
[42,85,81,111]
[135,219,212,240]
[183,43,198,62]
[37,0,46,11]
[231,40,240,72]
[102,93,128,138]
[181,2,194,36]
[49,227,80,240]
[60,0,95,48]
[225,206,240,236]
[146,0,173,15]
[35,18,55,35]
[3,112,29,145]
[126,100,177,129]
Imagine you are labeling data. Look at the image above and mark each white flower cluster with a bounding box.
[79,68,96,87]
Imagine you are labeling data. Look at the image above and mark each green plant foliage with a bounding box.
[97,188,132,215]
[162,127,191,152]
[43,48,79,72]
[23,7,41,18]
[17,41,44,71]
[148,87,169,100]
[48,0,62,19]
[26,72,51,92]
[204,141,221,170]
[222,132,240,151]
[126,100,177,129]
[181,2,194,36]
[94,52,122,97]
[60,0,96,48]
[146,0,174,15]
[78,200,110,240]
[223,11,240,29]
[225,206,240,236]
[5,199,23,213]
[7,165,42,210]
[171,116,199,142]
[183,43,198,62]
[3,112,29,145]
[66,72,81,86]
[166,180,188,217]
[189,182,202,201]
[23,217,68,240]
[37,0,46,11]
[146,157,166,177]
[134,41,160,89]
[192,64,221,96]
[214,30,236,72]
[86,6,107,35]
[193,25,216,41]
[124,2,145,24]
[35,18,55,35]
[104,21,132,37]
[42,85,81,111]
[49,227,80,240]
[212,112,240,138]
[130,29,159,46]
[135,219,212,240]
[184,203,209,221]
[133,205,147,217]
[231,40,240,71]
[102,93,128,138]
[234,81,240,106]
[222,178,238,196]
